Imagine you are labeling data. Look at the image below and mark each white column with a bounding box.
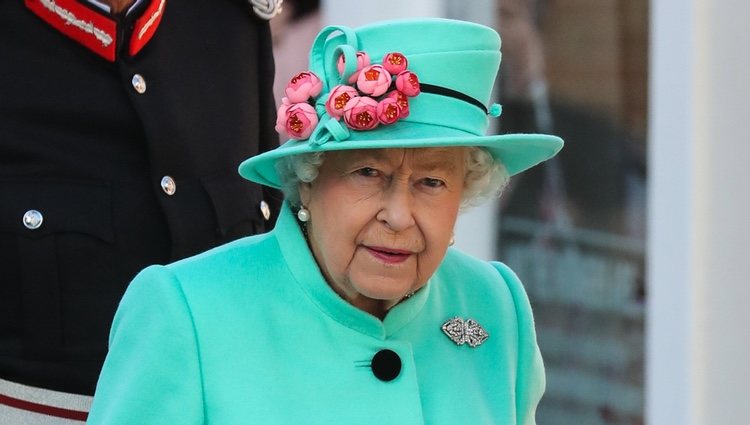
[648,0,750,423]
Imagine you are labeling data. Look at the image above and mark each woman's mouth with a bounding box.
[364,246,413,264]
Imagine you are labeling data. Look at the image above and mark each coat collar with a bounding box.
[273,202,432,340]
[25,0,165,61]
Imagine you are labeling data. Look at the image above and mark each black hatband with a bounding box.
[419,83,488,114]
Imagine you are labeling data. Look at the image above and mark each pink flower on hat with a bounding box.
[337,51,371,83]
[376,97,401,125]
[395,71,420,97]
[343,96,379,131]
[325,84,359,118]
[386,90,410,118]
[356,65,392,97]
[284,71,323,104]
[382,52,408,75]
[275,97,292,135]
[282,102,318,140]
[278,49,422,140]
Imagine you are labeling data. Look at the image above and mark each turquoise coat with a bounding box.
[87,204,545,424]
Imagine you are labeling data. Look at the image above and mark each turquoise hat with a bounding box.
[239,18,563,189]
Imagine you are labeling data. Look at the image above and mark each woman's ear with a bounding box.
[298,181,312,206]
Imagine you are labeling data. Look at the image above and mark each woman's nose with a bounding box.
[376,183,416,231]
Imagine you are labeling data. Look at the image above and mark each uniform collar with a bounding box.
[87,0,145,14]
[273,202,431,340]
[24,0,165,61]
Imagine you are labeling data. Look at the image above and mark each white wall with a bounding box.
[648,0,750,423]
[321,0,442,28]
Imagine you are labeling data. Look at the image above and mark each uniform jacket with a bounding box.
[87,204,545,424]
[0,0,280,395]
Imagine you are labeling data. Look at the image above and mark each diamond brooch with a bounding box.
[441,317,489,348]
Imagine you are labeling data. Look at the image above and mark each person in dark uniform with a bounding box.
[0,0,282,421]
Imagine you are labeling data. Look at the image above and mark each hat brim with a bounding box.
[239,126,563,189]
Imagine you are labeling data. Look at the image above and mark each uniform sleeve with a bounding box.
[491,262,546,425]
[87,265,204,425]
[256,18,283,224]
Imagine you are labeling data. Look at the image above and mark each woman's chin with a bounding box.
[348,275,417,304]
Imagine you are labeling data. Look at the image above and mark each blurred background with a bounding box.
[270,1,749,424]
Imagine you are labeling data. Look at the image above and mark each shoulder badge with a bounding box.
[249,0,282,20]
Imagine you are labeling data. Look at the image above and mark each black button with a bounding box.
[371,349,401,382]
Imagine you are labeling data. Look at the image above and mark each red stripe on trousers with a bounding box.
[0,393,88,421]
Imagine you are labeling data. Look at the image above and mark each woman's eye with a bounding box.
[421,177,446,189]
[355,167,380,177]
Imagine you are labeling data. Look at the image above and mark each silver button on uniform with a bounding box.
[132,74,147,94]
[160,176,176,195]
[260,200,271,221]
[23,209,44,230]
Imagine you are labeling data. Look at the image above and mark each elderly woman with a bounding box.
[87,18,562,425]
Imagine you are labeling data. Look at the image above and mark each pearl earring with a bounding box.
[297,207,310,222]
[449,233,455,246]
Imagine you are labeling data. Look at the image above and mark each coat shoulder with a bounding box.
[436,248,533,312]
[165,231,280,290]
[438,248,517,290]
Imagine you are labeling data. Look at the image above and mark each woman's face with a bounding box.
[299,147,466,318]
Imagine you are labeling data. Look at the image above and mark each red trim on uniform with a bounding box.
[130,0,166,56]
[25,0,166,61]
[0,393,88,421]
[25,0,117,61]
